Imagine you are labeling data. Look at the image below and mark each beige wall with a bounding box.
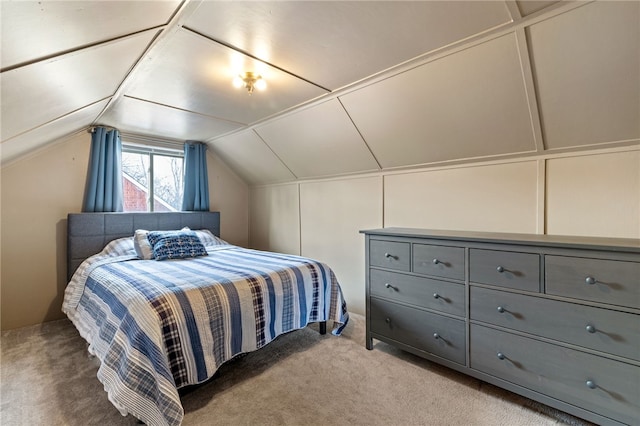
[0,132,249,330]
[207,150,249,247]
[384,161,540,233]
[249,147,640,317]
[1,133,89,330]
[2,139,636,329]
[249,183,300,255]
[299,177,383,316]
[546,151,640,238]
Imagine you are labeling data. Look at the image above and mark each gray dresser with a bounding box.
[361,228,640,425]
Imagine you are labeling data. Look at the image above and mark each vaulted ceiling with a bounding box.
[1,1,638,184]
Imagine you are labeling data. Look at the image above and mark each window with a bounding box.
[122,145,184,212]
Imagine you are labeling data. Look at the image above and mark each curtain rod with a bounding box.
[87,125,118,133]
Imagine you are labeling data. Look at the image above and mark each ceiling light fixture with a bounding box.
[232,71,266,95]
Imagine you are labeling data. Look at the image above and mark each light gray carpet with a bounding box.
[1,314,592,426]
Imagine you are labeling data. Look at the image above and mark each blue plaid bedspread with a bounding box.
[62,238,349,426]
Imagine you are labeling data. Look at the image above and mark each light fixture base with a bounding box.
[233,71,266,95]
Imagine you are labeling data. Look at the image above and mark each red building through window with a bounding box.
[123,173,174,212]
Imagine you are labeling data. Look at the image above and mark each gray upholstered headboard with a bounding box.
[67,211,221,281]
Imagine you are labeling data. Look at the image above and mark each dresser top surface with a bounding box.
[360,227,640,253]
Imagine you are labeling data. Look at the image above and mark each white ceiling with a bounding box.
[1,1,638,184]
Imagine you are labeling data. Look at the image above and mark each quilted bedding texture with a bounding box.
[62,237,349,426]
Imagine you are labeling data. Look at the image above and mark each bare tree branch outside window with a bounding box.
[122,150,183,212]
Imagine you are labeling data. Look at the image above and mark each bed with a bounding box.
[62,212,349,426]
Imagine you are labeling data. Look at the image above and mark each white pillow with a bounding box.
[182,227,229,247]
[133,229,154,260]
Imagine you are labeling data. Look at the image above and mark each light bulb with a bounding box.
[254,78,267,91]
[232,76,244,88]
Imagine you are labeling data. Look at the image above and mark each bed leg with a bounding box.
[319,321,327,335]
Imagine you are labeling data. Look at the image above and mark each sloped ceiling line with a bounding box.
[223,2,611,175]
[91,0,199,127]
[3,96,113,144]
[527,0,640,150]
[90,30,164,126]
[337,97,383,170]
[0,25,166,74]
[202,1,599,184]
[4,0,638,181]
[504,1,522,21]
[0,98,111,168]
[1,28,160,142]
[122,95,246,126]
[251,128,299,180]
[0,0,188,156]
[207,1,586,145]
[0,0,184,70]
[182,25,331,93]
[514,27,545,152]
[204,29,517,146]
[339,32,539,170]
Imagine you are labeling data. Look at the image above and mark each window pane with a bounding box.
[153,155,183,212]
[122,151,150,212]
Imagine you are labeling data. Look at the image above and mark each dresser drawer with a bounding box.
[470,286,640,361]
[412,244,465,280]
[370,298,466,365]
[469,249,540,292]
[370,269,464,316]
[470,324,640,425]
[546,255,640,309]
[370,240,411,271]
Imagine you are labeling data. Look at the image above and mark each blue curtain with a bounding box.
[182,141,210,211]
[82,127,123,212]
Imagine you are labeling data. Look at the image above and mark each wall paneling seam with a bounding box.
[537,159,546,235]
[514,28,545,153]
[297,182,302,256]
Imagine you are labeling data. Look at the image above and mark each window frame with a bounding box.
[122,143,184,212]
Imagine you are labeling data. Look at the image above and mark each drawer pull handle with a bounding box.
[385,318,391,324]
[433,332,441,339]
[497,306,506,314]
[385,283,398,291]
[586,325,596,333]
[497,352,506,360]
[586,380,597,389]
[585,276,597,285]
[433,293,440,299]
[496,266,505,273]
[432,258,441,264]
